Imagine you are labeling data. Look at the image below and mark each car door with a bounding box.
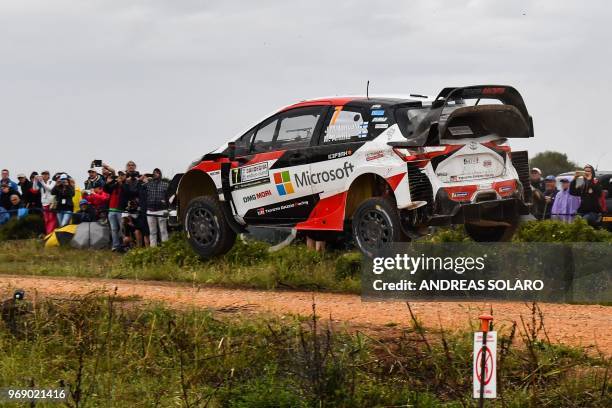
[230,106,328,225]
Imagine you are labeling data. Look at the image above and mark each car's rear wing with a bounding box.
[403,85,534,146]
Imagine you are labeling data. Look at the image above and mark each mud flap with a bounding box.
[220,162,248,234]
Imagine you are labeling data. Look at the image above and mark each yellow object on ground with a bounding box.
[44,224,78,248]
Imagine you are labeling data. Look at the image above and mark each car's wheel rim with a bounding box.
[357,209,391,250]
[187,207,219,247]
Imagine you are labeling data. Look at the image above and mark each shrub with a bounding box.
[224,237,270,265]
[122,232,201,268]
[334,252,363,280]
[0,214,45,241]
[514,218,612,242]
[426,226,470,243]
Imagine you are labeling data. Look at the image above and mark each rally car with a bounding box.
[173,85,534,257]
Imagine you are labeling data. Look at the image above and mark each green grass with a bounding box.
[0,237,362,293]
[0,294,608,407]
[0,218,610,294]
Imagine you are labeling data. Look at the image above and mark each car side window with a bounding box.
[234,128,255,156]
[251,117,279,153]
[322,106,369,144]
[251,106,325,153]
[276,108,323,147]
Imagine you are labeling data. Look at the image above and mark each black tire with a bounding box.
[351,197,407,257]
[465,222,518,242]
[184,196,236,258]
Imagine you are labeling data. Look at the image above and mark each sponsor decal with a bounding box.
[483,159,492,167]
[242,189,272,203]
[294,162,355,188]
[449,125,474,136]
[257,199,310,216]
[208,170,220,176]
[366,151,385,161]
[453,173,497,181]
[232,162,269,184]
[371,116,387,122]
[452,191,469,198]
[500,186,513,192]
[273,171,295,196]
[370,104,382,109]
[386,127,396,139]
[371,109,385,116]
[464,157,479,165]
[482,87,505,95]
[375,123,389,129]
[328,150,352,160]
[468,141,479,150]
[325,123,368,142]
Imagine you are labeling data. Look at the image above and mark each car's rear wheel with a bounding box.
[464,221,518,242]
[352,197,407,257]
[184,196,236,258]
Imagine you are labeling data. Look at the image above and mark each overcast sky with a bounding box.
[1,0,610,184]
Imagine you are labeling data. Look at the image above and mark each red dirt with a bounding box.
[1,274,610,354]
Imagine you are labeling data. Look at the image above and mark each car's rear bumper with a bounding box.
[429,196,530,226]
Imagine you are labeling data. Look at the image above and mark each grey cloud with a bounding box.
[0,0,611,183]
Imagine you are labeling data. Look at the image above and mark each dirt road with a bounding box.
[1,274,610,354]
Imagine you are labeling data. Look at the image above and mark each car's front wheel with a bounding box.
[351,197,407,257]
[184,196,236,258]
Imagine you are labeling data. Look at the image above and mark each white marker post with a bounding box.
[474,314,496,406]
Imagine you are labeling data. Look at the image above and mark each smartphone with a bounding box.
[92,159,102,168]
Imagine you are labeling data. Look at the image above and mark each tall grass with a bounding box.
[0,236,362,293]
[0,218,610,293]
[0,293,608,407]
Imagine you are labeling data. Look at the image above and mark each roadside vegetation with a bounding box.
[0,293,608,407]
[0,218,610,293]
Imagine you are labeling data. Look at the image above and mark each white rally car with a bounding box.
[173,85,534,257]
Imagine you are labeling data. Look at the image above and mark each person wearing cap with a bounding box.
[542,175,559,220]
[530,167,545,193]
[84,169,105,191]
[551,177,581,222]
[0,169,18,191]
[16,173,29,195]
[51,173,75,227]
[33,170,56,233]
[570,164,604,226]
[145,168,169,247]
[73,199,97,224]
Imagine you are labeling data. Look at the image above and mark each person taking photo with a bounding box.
[570,164,604,226]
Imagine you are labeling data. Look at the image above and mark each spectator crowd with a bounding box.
[0,161,170,251]
[1,161,609,252]
[529,164,608,225]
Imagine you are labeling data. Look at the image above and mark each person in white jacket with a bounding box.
[33,170,56,234]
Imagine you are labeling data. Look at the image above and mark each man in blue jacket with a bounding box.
[1,169,18,191]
